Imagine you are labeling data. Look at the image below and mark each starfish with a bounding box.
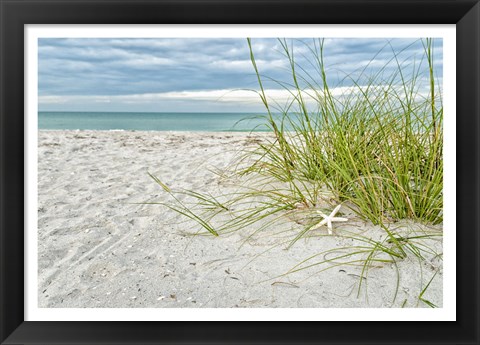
[311,204,348,235]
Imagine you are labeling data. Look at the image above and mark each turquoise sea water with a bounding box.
[38,112,276,132]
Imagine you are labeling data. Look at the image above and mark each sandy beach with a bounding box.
[38,130,443,308]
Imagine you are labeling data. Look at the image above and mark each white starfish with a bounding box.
[311,204,348,235]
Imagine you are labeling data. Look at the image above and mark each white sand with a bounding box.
[38,130,443,308]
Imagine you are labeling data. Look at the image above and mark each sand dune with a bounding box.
[38,130,443,308]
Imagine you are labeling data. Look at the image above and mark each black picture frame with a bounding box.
[1,0,479,344]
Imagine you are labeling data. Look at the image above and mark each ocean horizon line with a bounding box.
[38,110,268,114]
[38,111,279,131]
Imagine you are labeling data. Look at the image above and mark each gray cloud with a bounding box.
[38,37,443,111]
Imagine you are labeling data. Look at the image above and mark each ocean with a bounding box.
[38,112,277,132]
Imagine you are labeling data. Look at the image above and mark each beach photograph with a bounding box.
[37,37,444,309]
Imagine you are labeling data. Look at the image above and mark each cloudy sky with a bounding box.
[38,38,443,112]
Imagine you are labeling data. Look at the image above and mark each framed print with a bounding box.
[0,0,479,344]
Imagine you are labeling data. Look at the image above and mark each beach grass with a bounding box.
[148,38,443,306]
